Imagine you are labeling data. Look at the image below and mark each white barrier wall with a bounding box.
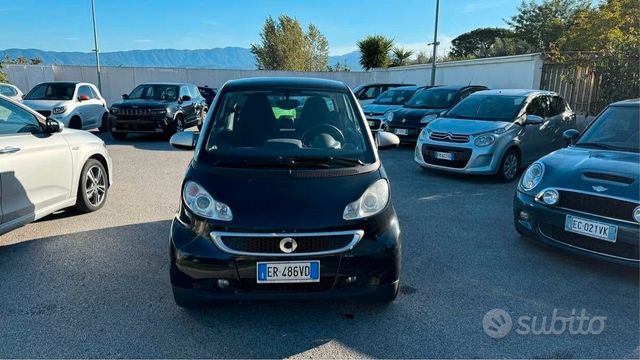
[7,53,543,106]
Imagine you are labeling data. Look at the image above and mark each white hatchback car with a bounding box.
[0,95,113,235]
[0,83,24,102]
[21,81,108,131]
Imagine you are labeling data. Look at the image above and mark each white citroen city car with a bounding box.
[21,81,109,131]
[0,95,113,235]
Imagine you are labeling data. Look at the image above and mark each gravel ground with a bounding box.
[0,133,637,359]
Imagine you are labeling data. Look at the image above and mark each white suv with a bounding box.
[22,81,108,130]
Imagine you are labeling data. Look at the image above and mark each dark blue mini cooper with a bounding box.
[514,99,639,266]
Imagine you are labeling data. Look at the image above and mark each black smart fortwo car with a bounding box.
[168,77,402,307]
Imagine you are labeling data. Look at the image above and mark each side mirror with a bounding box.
[21,94,25,99]
[525,114,544,125]
[122,94,129,100]
[170,131,198,150]
[78,95,90,101]
[45,118,64,133]
[377,131,400,150]
[181,95,191,102]
[562,129,580,146]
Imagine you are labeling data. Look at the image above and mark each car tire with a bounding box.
[174,115,185,133]
[111,131,127,140]
[69,116,82,130]
[498,149,520,183]
[74,159,108,213]
[197,108,207,131]
[98,113,109,132]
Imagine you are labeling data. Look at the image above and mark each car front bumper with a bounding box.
[169,215,402,301]
[414,140,501,175]
[513,190,640,266]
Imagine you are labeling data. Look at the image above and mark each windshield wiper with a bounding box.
[281,155,366,167]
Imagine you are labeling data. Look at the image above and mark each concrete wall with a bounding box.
[6,53,544,106]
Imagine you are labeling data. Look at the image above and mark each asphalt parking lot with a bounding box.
[1,133,638,359]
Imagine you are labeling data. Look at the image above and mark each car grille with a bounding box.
[429,131,470,143]
[421,144,472,168]
[37,110,51,117]
[539,223,639,261]
[211,230,363,256]
[367,118,381,129]
[118,108,153,116]
[557,191,638,223]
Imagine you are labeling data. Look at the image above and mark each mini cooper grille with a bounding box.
[557,191,638,223]
[221,235,353,254]
[429,131,470,143]
[583,172,635,185]
[540,224,639,261]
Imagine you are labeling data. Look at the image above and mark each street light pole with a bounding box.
[90,0,102,92]
[430,0,440,86]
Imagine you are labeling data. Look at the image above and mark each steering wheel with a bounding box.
[301,124,345,147]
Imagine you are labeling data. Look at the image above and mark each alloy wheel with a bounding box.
[503,153,518,180]
[85,165,106,207]
[176,118,184,132]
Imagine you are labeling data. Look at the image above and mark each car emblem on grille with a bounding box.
[279,237,298,253]
[446,132,453,139]
[592,185,608,192]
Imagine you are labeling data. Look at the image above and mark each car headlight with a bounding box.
[520,162,545,191]
[150,108,168,115]
[182,180,233,221]
[52,105,67,115]
[385,111,395,123]
[633,206,640,223]
[419,128,429,141]
[535,188,560,205]
[474,134,495,147]
[343,179,389,220]
[420,114,438,124]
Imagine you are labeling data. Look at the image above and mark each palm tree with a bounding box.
[356,35,394,70]
[391,47,414,66]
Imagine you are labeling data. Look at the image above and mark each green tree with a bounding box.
[412,50,431,64]
[390,47,414,67]
[505,0,590,52]
[0,56,43,83]
[356,35,394,70]
[250,15,329,71]
[450,28,516,57]
[328,61,351,72]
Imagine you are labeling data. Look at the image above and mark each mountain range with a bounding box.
[0,47,362,71]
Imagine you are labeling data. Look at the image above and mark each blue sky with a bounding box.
[0,0,523,55]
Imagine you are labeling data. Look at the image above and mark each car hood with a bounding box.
[392,107,445,123]
[22,99,69,110]
[187,165,383,230]
[362,103,403,115]
[534,146,639,200]
[427,117,513,135]
[113,99,173,108]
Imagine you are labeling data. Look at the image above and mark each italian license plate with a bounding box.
[564,215,617,242]
[256,261,320,283]
[434,151,455,161]
[395,128,409,136]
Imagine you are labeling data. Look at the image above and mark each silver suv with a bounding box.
[414,89,576,182]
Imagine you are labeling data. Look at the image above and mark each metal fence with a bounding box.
[540,63,600,115]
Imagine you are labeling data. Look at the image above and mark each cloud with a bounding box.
[134,39,153,43]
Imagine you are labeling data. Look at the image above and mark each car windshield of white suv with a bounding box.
[373,89,416,105]
[25,83,75,100]
[405,88,458,109]
[447,94,526,121]
[203,89,374,167]
[576,106,639,153]
[128,84,179,101]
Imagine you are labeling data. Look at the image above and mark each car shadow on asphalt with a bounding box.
[90,129,200,152]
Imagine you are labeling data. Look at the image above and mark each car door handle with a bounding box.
[0,146,21,154]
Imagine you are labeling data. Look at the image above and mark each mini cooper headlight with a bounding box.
[52,105,67,115]
[420,114,438,124]
[536,188,560,205]
[633,206,640,223]
[343,179,389,220]
[474,134,495,147]
[182,180,232,221]
[521,162,545,191]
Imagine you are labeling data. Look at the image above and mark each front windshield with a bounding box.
[25,83,75,100]
[128,84,178,101]
[577,105,639,153]
[373,89,415,105]
[203,89,374,166]
[405,88,458,109]
[447,95,526,121]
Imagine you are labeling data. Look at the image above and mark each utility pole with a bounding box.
[91,0,102,92]
[429,0,440,86]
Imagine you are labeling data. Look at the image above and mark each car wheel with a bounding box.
[98,113,109,132]
[74,159,108,213]
[69,116,82,130]
[498,149,520,182]
[197,108,207,131]
[174,115,185,133]
[110,131,127,140]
